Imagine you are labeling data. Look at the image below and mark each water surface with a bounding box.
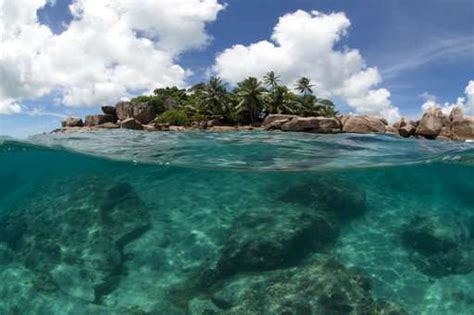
[1,131,473,314]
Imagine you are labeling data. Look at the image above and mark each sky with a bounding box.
[0,0,473,138]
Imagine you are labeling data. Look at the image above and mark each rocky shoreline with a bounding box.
[59,101,474,140]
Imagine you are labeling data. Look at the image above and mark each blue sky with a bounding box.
[1,0,473,138]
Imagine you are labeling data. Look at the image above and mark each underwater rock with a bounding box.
[279,176,367,221]
[401,215,474,277]
[3,178,151,301]
[0,242,13,264]
[202,207,339,285]
[192,258,407,315]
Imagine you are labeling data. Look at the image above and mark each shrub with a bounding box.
[190,114,209,122]
[157,110,190,126]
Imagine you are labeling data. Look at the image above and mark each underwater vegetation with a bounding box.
[0,131,473,314]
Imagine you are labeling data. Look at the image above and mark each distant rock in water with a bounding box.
[84,114,115,127]
[120,117,144,130]
[401,214,474,277]
[61,117,83,128]
[0,178,151,302]
[191,258,408,315]
[341,115,387,134]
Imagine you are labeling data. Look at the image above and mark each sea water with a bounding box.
[0,130,473,314]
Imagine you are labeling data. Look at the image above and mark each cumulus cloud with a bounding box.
[421,80,474,115]
[213,10,401,122]
[0,0,223,112]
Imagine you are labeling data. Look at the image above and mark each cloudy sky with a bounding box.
[1,0,473,137]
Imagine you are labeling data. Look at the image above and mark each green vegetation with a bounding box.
[133,72,338,125]
[157,110,190,126]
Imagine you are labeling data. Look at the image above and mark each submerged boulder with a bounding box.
[281,117,342,133]
[342,115,387,134]
[401,215,473,277]
[202,207,338,285]
[2,178,151,301]
[193,258,407,315]
[279,176,367,221]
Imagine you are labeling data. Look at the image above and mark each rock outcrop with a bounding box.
[281,117,341,133]
[116,101,133,121]
[61,117,83,128]
[262,114,297,127]
[415,107,450,138]
[451,117,474,140]
[116,101,156,124]
[84,114,115,126]
[120,118,143,130]
[401,215,473,277]
[101,105,117,118]
[341,115,387,133]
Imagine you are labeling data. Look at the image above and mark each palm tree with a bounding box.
[263,71,280,91]
[295,77,314,95]
[264,85,301,114]
[235,77,267,124]
[202,77,228,117]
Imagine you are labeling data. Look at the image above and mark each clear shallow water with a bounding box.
[0,131,473,314]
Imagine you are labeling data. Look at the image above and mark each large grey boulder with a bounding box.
[281,117,341,133]
[61,117,83,128]
[449,106,464,122]
[101,105,117,120]
[132,101,156,124]
[451,116,474,140]
[342,115,386,133]
[84,114,115,126]
[415,107,449,138]
[262,114,297,127]
[116,101,156,124]
[120,118,143,130]
[115,101,133,121]
[396,118,416,138]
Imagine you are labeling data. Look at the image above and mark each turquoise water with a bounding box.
[0,130,473,314]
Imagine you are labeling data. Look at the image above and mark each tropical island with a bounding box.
[60,72,474,141]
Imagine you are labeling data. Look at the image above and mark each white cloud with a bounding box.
[421,80,474,115]
[213,10,401,123]
[0,0,223,111]
[0,98,22,115]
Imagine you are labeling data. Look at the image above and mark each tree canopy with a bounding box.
[132,73,338,125]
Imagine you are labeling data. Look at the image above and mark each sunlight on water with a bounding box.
[0,131,473,314]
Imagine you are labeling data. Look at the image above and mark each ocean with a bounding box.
[0,130,473,314]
